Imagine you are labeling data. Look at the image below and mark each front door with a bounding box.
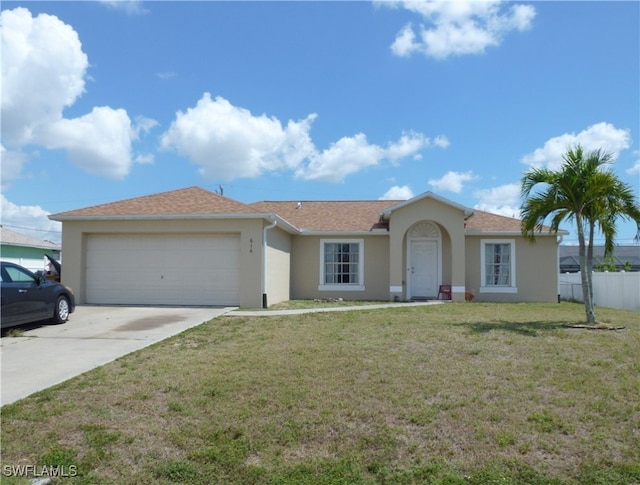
[410,240,438,298]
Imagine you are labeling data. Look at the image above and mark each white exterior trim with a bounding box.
[480,238,518,294]
[318,238,365,292]
[300,230,388,236]
[50,213,300,234]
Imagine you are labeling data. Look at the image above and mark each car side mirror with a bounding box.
[34,270,46,285]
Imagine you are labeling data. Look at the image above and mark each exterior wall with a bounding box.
[290,234,390,301]
[60,218,265,308]
[60,212,562,307]
[465,235,560,302]
[264,225,291,307]
[0,245,60,273]
[388,198,467,301]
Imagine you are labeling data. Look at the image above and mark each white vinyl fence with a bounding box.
[559,272,640,311]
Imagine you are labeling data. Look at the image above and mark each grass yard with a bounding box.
[1,302,639,484]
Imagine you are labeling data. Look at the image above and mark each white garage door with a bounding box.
[86,234,240,306]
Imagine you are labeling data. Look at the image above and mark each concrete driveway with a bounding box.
[1,305,234,406]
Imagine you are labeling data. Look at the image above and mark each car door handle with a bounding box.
[18,289,28,293]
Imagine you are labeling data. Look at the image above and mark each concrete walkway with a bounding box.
[228,300,443,317]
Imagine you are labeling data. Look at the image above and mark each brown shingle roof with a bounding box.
[50,186,556,235]
[465,210,564,234]
[249,200,396,232]
[50,187,257,218]
[465,210,523,232]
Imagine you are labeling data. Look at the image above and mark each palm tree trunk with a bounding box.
[577,216,596,323]
[587,220,596,307]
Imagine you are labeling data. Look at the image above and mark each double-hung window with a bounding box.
[480,239,517,293]
[319,239,364,291]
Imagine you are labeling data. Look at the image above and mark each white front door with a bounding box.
[410,240,438,298]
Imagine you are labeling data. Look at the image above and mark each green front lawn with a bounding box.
[1,302,639,484]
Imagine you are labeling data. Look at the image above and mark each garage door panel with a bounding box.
[86,234,240,306]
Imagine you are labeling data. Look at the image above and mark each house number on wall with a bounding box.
[249,238,253,253]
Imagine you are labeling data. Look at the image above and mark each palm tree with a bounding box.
[520,145,640,324]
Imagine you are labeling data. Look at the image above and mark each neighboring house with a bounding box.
[559,245,640,273]
[49,186,566,308]
[0,225,61,273]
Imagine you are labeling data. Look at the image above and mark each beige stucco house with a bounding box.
[50,186,565,308]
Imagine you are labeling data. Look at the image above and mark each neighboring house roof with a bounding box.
[0,225,60,250]
[49,186,560,236]
[559,245,640,272]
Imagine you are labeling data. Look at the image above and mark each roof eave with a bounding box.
[465,229,570,236]
[49,212,302,234]
[51,212,263,221]
[298,229,389,236]
[262,215,299,234]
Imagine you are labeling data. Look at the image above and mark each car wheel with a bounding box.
[53,296,70,324]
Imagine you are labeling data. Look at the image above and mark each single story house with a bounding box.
[0,225,61,273]
[49,186,565,308]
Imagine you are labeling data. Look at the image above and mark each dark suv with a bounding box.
[1,261,75,329]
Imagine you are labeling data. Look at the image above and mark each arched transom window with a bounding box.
[410,221,439,238]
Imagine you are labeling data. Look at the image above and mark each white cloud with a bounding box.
[162,93,440,183]
[99,0,147,15]
[434,135,450,148]
[473,183,521,218]
[0,146,26,189]
[133,116,159,138]
[39,107,135,179]
[626,160,640,176]
[391,23,419,57]
[296,133,384,183]
[385,131,430,163]
[298,130,436,182]
[156,71,177,80]
[0,194,62,243]
[1,7,151,182]
[135,154,155,164]
[160,93,317,180]
[379,185,414,200]
[522,122,631,170]
[383,0,536,60]
[428,170,476,193]
[1,8,88,146]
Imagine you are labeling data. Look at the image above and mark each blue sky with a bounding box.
[1,0,639,245]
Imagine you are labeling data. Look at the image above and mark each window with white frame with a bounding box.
[319,239,364,291]
[480,239,517,293]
